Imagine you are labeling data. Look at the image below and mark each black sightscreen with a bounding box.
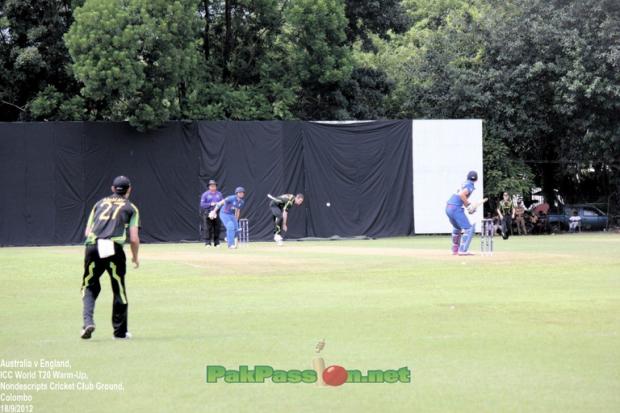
[0,120,413,246]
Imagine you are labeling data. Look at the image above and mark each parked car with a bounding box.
[547,205,608,232]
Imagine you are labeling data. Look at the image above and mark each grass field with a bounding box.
[1,234,619,412]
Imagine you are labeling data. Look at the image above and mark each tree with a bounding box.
[65,0,201,130]
[480,0,620,203]
[344,0,410,50]
[364,0,619,204]
[188,0,296,120]
[282,0,354,119]
[341,67,394,119]
[199,0,283,85]
[0,0,80,121]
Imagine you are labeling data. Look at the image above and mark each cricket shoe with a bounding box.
[228,245,237,249]
[458,252,475,256]
[113,332,132,340]
[80,324,96,340]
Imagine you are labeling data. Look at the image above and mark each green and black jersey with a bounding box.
[270,194,295,212]
[85,194,140,245]
[498,200,514,215]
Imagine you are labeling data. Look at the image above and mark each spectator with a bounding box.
[536,211,549,234]
[569,209,582,233]
[514,199,528,235]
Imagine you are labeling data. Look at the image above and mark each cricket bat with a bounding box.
[312,357,326,386]
[468,197,488,213]
[313,339,326,386]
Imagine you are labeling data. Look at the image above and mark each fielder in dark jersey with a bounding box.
[497,192,515,240]
[81,176,140,340]
[269,193,304,243]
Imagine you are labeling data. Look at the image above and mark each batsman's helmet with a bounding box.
[112,176,131,195]
[235,186,246,194]
[467,170,478,182]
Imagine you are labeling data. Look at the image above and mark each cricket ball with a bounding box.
[322,365,348,386]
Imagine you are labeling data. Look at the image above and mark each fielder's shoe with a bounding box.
[80,324,96,340]
[228,245,237,249]
[205,243,212,247]
[113,332,132,340]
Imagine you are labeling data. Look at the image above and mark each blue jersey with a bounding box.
[447,180,475,207]
[221,195,245,215]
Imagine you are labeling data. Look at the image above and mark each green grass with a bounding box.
[1,234,619,412]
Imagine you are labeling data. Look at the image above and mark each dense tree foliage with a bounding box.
[1,0,618,206]
[0,0,81,121]
[64,0,201,130]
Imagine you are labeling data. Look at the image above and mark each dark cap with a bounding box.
[113,176,131,194]
[467,171,478,182]
[208,180,217,186]
[235,186,245,194]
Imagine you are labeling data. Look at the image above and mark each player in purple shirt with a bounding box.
[200,180,224,247]
[446,171,478,255]
[210,187,246,249]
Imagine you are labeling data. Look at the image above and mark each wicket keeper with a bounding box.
[445,171,478,255]
[268,193,304,245]
[210,187,246,249]
[81,176,140,340]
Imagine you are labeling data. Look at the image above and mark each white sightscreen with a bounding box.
[412,120,484,234]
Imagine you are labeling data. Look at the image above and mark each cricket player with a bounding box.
[81,176,140,340]
[497,192,515,240]
[445,171,478,255]
[200,179,223,247]
[210,187,246,249]
[268,193,304,245]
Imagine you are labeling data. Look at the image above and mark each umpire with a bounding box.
[81,176,140,340]
[200,179,223,247]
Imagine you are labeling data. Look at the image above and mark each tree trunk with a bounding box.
[223,0,232,82]
[202,0,210,61]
